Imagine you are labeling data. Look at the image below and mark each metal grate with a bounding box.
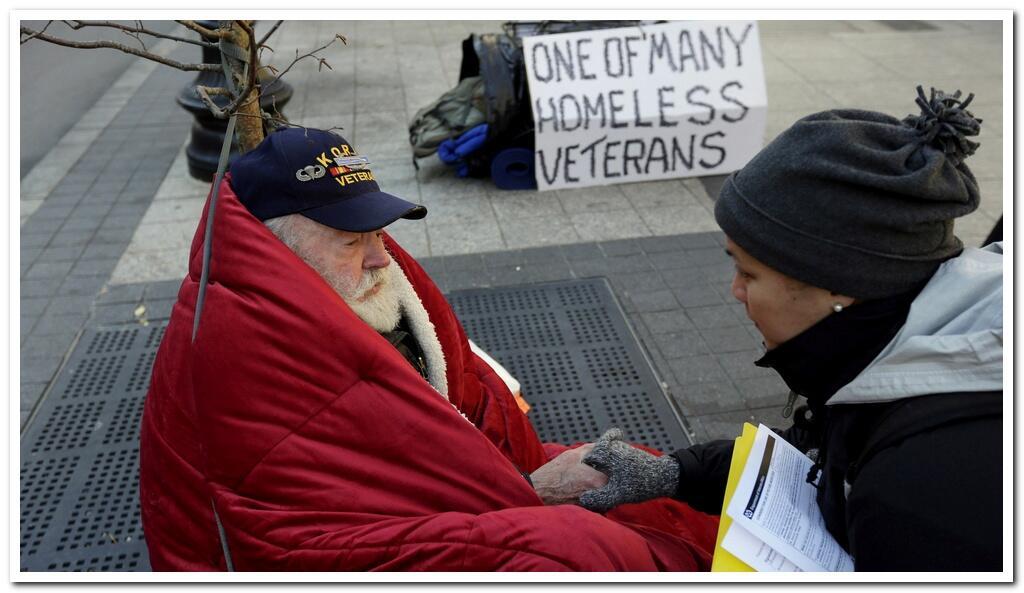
[460,311,565,351]
[21,455,80,560]
[62,355,125,401]
[555,282,601,307]
[454,290,552,315]
[32,401,105,455]
[530,398,602,445]
[102,396,145,446]
[602,392,674,450]
[125,350,158,392]
[144,325,167,350]
[566,308,616,344]
[502,350,583,397]
[582,346,643,390]
[449,278,690,454]
[44,549,146,572]
[86,328,139,355]
[20,323,166,572]
[56,448,144,554]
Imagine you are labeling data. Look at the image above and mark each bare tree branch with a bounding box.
[238,110,345,136]
[195,86,229,119]
[19,26,219,72]
[124,20,147,52]
[265,34,347,88]
[259,62,279,77]
[256,20,284,48]
[257,43,275,68]
[63,19,216,48]
[197,85,231,96]
[266,88,284,122]
[20,20,54,44]
[198,21,261,120]
[176,20,228,40]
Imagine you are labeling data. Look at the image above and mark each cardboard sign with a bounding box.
[523,21,767,190]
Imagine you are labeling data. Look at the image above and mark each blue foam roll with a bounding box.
[490,147,537,190]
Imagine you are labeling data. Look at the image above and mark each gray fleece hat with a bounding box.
[715,86,983,300]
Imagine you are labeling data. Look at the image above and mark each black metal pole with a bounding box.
[176,20,294,180]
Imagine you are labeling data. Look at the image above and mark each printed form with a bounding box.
[724,424,854,572]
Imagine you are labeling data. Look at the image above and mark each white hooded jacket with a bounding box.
[828,242,1003,406]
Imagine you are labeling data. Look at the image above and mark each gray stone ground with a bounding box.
[19,42,193,429]
[20,20,1004,440]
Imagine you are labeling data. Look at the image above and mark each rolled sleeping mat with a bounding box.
[490,147,537,190]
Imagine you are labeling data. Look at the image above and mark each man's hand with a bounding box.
[530,444,609,506]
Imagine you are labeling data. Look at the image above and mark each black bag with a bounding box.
[454,32,534,177]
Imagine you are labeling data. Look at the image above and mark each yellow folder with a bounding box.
[710,422,758,572]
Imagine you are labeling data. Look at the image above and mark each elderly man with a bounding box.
[139,128,717,571]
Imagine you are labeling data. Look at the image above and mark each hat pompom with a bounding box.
[902,85,983,167]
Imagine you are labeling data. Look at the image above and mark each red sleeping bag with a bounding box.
[138,175,718,571]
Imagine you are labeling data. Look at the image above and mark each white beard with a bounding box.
[282,231,402,333]
[336,265,402,333]
[304,258,401,333]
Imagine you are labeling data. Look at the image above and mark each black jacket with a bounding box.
[672,392,1001,571]
[670,288,1003,571]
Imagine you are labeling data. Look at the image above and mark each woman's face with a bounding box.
[725,238,853,350]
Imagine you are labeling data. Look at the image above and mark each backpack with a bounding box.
[408,75,487,159]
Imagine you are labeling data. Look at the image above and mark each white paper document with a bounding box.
[724,424,854,572]
[721,522,801,572]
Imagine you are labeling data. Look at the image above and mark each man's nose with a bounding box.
[364,233,391,270]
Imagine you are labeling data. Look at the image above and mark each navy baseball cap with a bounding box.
[230,128,426,232]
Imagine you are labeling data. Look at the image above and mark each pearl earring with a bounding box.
[832,303,844,313]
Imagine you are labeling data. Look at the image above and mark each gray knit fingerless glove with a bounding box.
[579,428,680,513]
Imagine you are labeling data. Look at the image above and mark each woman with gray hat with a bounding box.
[573,87,1003,571]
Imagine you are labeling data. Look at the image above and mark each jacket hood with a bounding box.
[828,242,1003,405]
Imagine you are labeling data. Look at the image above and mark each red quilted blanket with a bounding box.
[139,175,718,571]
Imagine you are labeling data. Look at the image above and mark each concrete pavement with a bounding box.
[20,21,184,177]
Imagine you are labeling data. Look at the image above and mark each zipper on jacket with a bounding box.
[782,390,798,418]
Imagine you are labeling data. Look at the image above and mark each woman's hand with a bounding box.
[578,428,681,513]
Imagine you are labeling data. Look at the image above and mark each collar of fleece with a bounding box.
[388,260,449,399]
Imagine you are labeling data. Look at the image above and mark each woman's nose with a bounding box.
[731,274,747,303]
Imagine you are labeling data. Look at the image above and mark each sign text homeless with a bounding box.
[523,22,767,190]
